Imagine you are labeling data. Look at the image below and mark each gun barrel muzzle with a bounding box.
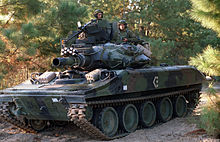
[52,55,86,67]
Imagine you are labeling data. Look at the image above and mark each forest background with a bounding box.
[0,0,220,138]
[0,0,219,88]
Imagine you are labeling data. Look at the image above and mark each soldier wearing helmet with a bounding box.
[93,9,103,20]
[116,20,152,57]
[117,20,139,44]
[90,9,111,42]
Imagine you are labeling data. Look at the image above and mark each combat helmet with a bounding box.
[118,20,127,28]
[94,9,103,18]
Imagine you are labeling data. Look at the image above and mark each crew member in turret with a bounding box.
[116,20,139,44]
[116,20,152,57]
[90,9,111,42]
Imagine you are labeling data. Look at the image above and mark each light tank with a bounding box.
[0,20,205,140]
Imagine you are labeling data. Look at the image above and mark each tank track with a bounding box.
[0,103,36,133]
[67,87,201,140]
[67,104,129,140]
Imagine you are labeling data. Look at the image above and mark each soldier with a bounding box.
[117,20,139,44]
[117,20,152,57]
[92,9,111,42]
[93,9,104,21]
[76,9,111,43]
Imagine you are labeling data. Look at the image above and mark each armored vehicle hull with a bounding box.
[0,65,204,140]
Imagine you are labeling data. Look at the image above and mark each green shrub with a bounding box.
[199,102,220,138]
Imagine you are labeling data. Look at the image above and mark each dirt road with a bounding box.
[0,115,218,142]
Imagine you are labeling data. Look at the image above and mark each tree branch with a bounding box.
[3,11,16,28]
[0,1,19,8]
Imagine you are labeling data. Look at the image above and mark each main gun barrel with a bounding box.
[52,54,87,67]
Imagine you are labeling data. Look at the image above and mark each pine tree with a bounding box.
[0,0,88,88]
[190,0,220,137]
[189,46,220,76]
[189,0,220,77]
[190,0,220,36]
[136,0,220,65]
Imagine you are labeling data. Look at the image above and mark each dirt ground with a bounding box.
[0,84,219,142]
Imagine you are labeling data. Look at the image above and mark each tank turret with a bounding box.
[53,43,150,70]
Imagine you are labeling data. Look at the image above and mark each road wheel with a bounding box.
[98,107,118,137]
[140,101,156,127]
[157,97,173,122]
[30,119,46,131]
[174,95,187,117]
[85,106,93,121]
[121,104,139,132]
